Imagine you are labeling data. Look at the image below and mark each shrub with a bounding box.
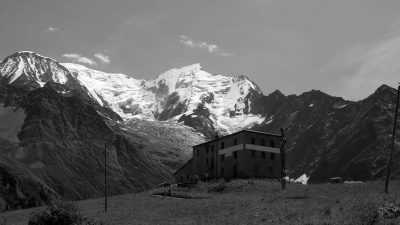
[28,201,104,225]
[379,201,400,219]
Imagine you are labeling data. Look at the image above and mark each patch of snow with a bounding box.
[264,116,273,124]
[344,181,364,184]
[295,174,309,185]
[333,103,347,109]
[309,104,314,107]
[8,56,25,83]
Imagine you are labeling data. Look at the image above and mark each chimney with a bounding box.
[215,132,219,140]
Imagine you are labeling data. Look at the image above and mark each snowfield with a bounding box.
[63,62,266,133]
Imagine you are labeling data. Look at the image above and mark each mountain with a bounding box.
[0,51,399,210]
[0,51,72,88]
[1,52,265,138]
[0,52,204,211]
[63,63,265,138]
[252,85,400,183]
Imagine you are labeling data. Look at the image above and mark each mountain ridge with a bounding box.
[1,51,267,136]
[0,51,399,211]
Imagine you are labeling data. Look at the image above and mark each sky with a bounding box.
[1,0,400,100]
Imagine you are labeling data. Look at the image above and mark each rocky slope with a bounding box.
[252,85,400,183]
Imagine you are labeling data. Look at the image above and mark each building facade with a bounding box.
[174,130,282,183]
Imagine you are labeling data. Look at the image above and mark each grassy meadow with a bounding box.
[1,179,400,225]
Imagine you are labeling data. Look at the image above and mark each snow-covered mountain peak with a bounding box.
[145,63,203,94]
[0,51,71,87]
[155,63,202,80]
[16,51,58,61]
[174,63,202,74]
[146,63,261,96]
[62,61,266,133]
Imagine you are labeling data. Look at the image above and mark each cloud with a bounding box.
[320,23,400,100]
[180,35,217,53]
[94,53,110,64]
[347,37,400,95]
[47,27,59,32]
[179,35,233,56]
[62,53,97,66]
[221,52,234,57]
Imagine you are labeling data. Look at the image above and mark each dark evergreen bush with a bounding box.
[28,201,104,225]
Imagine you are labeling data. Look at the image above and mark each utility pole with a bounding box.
[215,131,219,181]
[279,128,287,190]
[104,142,108,212]
[385,82,400,193]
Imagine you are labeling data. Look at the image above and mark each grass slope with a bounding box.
[2,179,400,225]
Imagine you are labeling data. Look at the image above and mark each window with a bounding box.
[206,147,209,153]
[221,142,225,149]
[181,176,183,182]
[261,139,265,146]
[234,138,238,145]
[270,140,275,147]
[211,156,214,166]
[233,151,237,159]
[270,153,275,160]
[187,175,189,180]
[251,150,256,158]
[261,152,266,159]
[211,146,214,152]
[220,154,225,162]
[254,165,259,173]
[206,158,209,165]
[251,137,256,144]
[221,168,224,177]
[233,165,238,177]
